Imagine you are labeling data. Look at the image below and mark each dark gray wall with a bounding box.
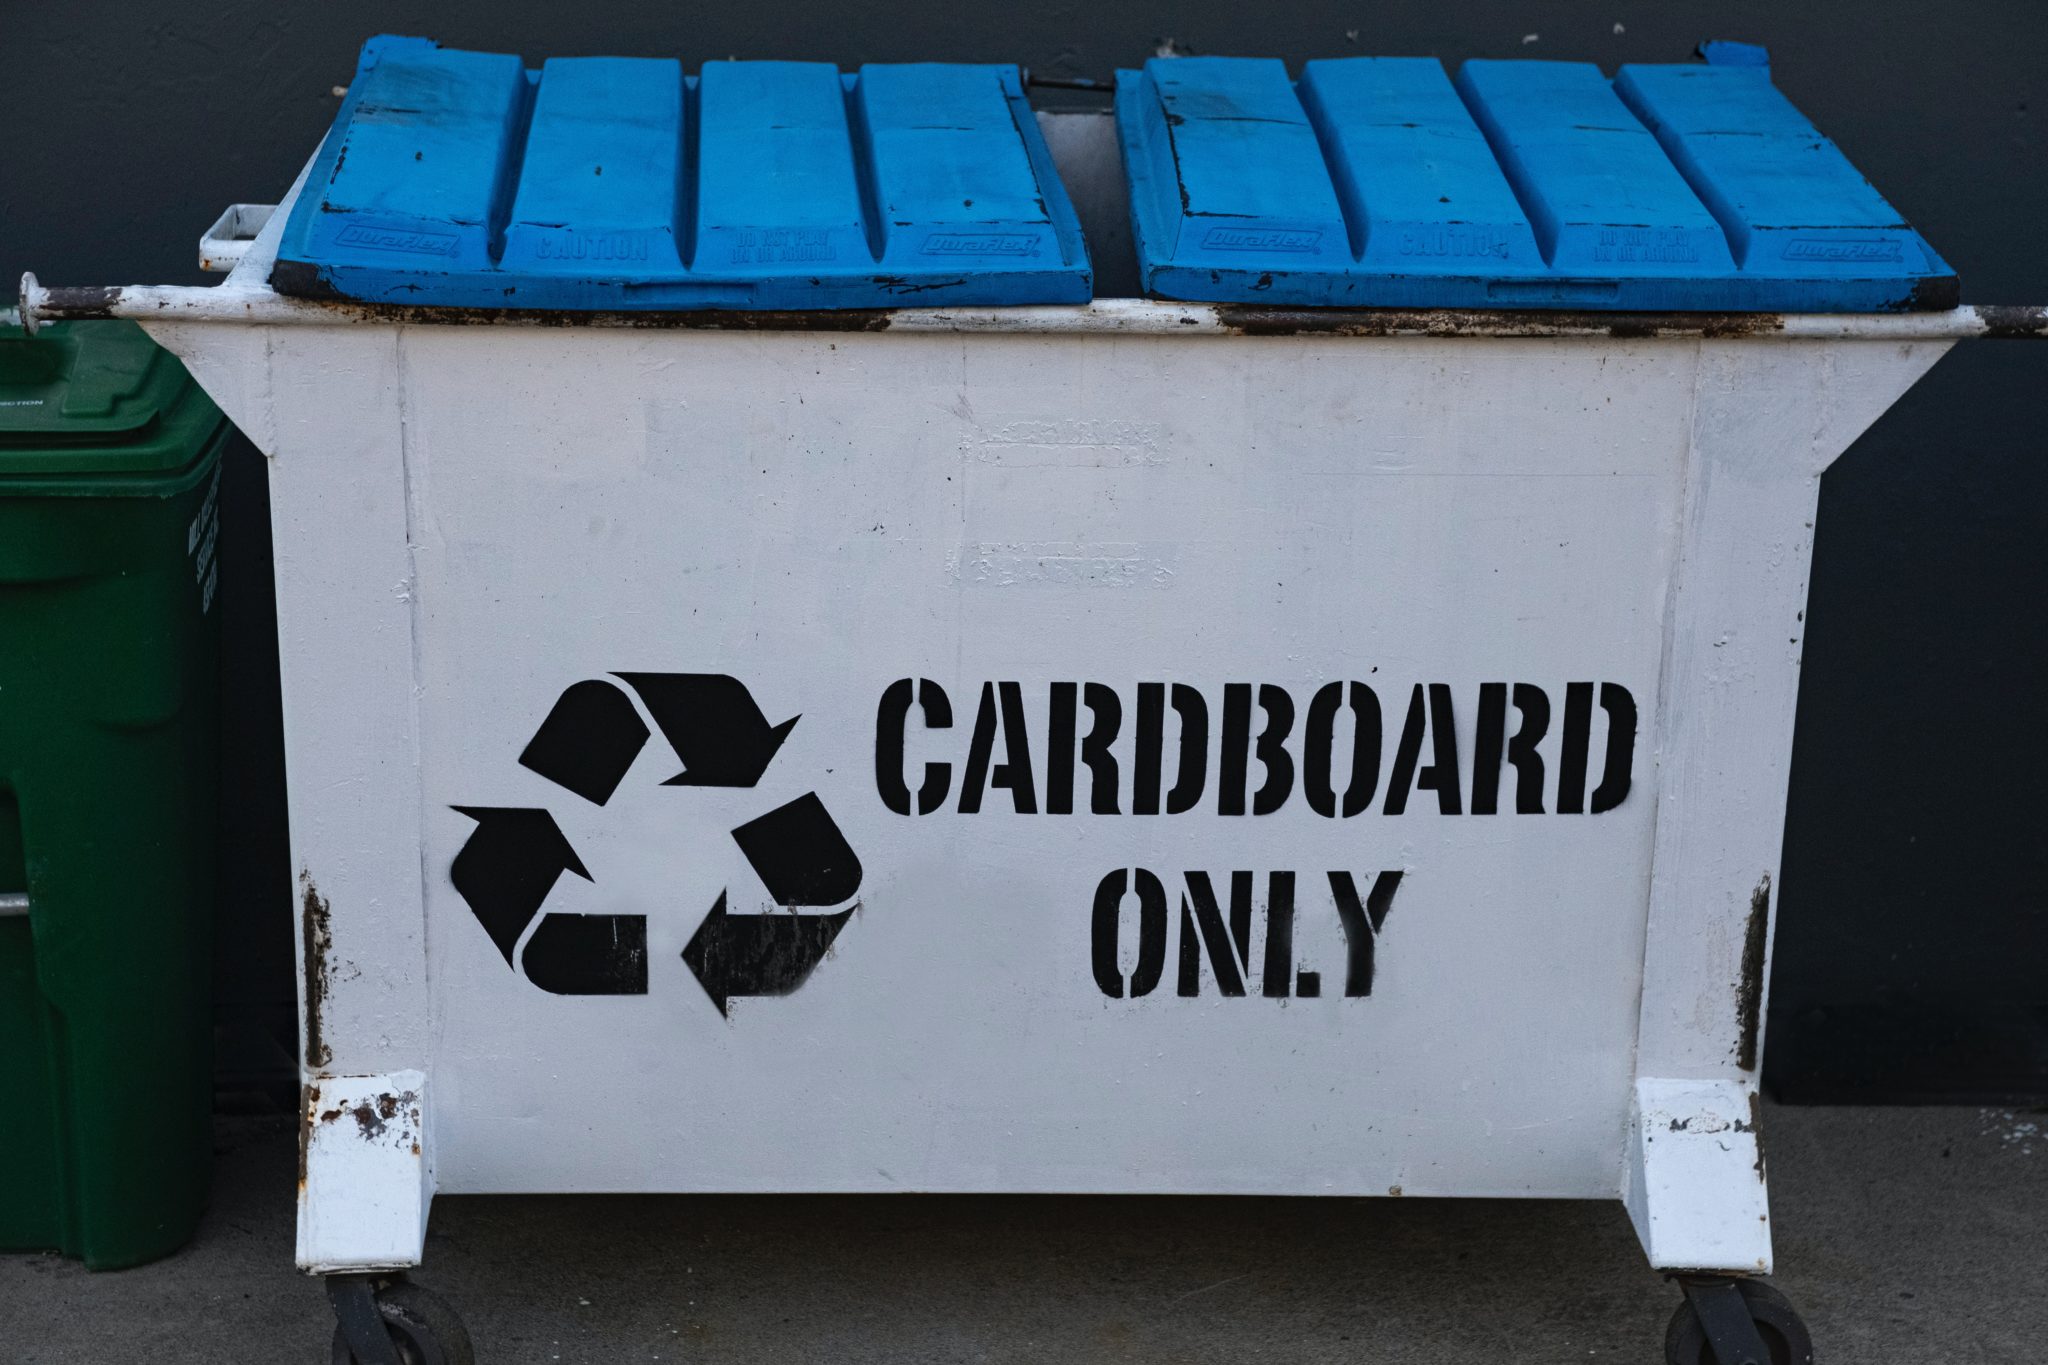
[6,2,2043,1102]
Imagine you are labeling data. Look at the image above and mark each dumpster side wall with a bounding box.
[158,319,1882,1210]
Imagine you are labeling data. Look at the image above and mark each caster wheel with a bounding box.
[329,1279,475,1365]
[1665,1279,1813,1365]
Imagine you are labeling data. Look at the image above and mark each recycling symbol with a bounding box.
[450,674,863,1015]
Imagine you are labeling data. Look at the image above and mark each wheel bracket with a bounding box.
[327,1273,405,1365]
[1680,1276,1773,1365]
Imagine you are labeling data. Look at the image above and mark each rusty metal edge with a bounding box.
[1211,305,1795,339]
[21,273,2048,340]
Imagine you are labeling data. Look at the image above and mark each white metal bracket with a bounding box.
[198,203,276,274]
[297,1071,434,1273]
[1624,1077,1772,1273]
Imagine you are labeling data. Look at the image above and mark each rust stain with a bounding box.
[1974,304,2048,339]
[29,282,2047,339]
[352,1100,387,1140]
[32,284,122,318]
[305,1083,426,1140]
[297,1082,320,1193]
[1214,304,1790,339]
[300,874,333,1070]
[1733,875,1771,1072]
[1748,1091,1768,1182]
[340,1089,421,1143]
[256,269,899,331]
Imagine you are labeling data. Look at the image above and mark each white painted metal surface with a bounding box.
[197,203,275,274]
[86,124,1973,1276]
[1626,1078,1771,1274]
[297,1071,430,1272]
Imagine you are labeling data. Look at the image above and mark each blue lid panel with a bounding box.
[501,58,685,278]
[858,65,1071,266]
[312,38,529,274]
[1118,55,1955,311]
[1128,58,1351,268]
[1454,61,1736,278]
[695,62,871,276]
[274,36,1089,310]
[1614,64,1932,279]
[1297,58,1545,273]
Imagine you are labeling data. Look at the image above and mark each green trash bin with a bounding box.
[0,319,226,1268]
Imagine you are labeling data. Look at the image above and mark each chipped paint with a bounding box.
[305,1083,424,1147]
[297,1082,319,1193]
[1972,304,2048,339]
[1749,1091,1768,1181]
[1213,304,1791,339]
[300,873,333,1070]
[332,1089,423,1147]
[295,1071,431,1272]
[297,1082,424,1191]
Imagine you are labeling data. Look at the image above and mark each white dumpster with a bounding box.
[23,35,2046,1365]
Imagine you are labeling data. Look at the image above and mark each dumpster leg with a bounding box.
[297,1071,434,1273]
[1664,1276,1813,1365]
[1624,1078,1772,1273]
[326,1272,475,1365]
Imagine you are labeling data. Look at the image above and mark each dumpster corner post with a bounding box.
[1625,337,1953,1277]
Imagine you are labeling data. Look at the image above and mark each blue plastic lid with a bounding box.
[1116,55,1955,311]
[272,36,1090,310]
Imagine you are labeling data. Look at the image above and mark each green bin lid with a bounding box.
[0,321,226,478]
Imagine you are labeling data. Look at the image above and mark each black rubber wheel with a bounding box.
[1664,1279,1814,1365]
[330,1280,475,1365]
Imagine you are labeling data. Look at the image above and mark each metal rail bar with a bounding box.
[21,272,2048,341]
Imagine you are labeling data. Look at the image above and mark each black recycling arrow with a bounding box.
[450,807,591,964]
[731,792,864,906]
[522,911,648,995]
[681,891,854,1016]
[518,678,650,806]
[615,672,797,788]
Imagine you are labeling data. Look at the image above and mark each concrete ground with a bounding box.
[3,1102,2042,1363]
